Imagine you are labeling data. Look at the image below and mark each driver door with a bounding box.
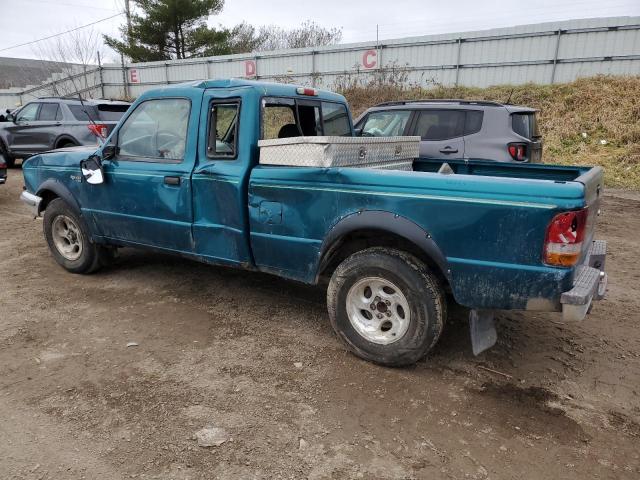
[81,96,199,253]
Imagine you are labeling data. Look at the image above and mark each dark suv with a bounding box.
[0,97,130,167]
[354,99,542,163]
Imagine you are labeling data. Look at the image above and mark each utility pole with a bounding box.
[124,0,133,44]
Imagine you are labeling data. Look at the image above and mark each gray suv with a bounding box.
[0,97,130,168]
[354,100,542,163]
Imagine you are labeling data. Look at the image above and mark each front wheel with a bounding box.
[43,198,107,274]
[327,247,446,367]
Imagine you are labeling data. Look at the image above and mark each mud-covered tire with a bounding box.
[43,198,103,274]
[327,247,446,367]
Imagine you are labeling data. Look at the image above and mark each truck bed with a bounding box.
[414,158,591,182]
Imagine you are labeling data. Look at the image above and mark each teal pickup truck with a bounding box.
[20,79,607,366]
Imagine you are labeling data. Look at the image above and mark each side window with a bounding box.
[464,110,483,135]
[322,102,351,136]
[207,101,239,158]
[262,100,298,139]
[38,103,61,121]
[118,98,191,161]
[361,110,411,137]
[414,110,465,141]
[16,103,40,122]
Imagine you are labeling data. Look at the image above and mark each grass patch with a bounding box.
[338,75,640,189]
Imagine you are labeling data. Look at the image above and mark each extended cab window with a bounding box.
[361,110,411,137]
[118,98,190,161]
[414,110,465,140]
[208,101,239,158]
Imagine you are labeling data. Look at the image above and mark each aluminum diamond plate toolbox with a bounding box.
[258,136,419,170]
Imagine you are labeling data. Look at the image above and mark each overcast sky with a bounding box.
[1,0,639,61]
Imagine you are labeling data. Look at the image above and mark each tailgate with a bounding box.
[576,166,604,257]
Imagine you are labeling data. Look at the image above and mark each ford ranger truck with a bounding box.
[19,79,607,367]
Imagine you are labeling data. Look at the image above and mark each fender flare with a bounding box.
[317,210,450,281]
[36,178,82,216]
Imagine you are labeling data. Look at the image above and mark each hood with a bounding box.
[23,145,98,169]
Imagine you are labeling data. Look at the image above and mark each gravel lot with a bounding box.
[1,169,639,479]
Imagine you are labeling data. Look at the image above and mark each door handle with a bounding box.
[439,147,458,154]
[164,176,181,186]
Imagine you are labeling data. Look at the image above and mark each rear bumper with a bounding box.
[560,240,607,321]
[20,190,42,217]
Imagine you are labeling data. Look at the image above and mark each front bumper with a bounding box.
[560,240,607,321]
[20,190,42,217]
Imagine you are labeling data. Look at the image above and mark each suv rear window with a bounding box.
[414,110,465,140]
[512,112,540,139]
[96,103,130,121]
[69,105,100,121]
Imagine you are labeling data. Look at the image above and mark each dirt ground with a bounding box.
[1,169,639,480]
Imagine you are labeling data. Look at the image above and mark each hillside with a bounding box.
[339,75,640,189]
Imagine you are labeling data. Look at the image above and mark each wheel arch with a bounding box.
[54,135,79,149]
[316,210,450,288]
[36,179,82,216]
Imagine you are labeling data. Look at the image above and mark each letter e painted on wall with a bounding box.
[362,50,377,69]
[245,60,256,78]
[129,68,140,84]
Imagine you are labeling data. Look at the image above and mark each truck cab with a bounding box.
[20,79,607,367]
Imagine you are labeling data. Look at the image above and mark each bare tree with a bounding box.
[30,27,105,98]
[228,20,342,54]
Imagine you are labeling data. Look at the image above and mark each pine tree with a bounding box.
[105,0,230,62]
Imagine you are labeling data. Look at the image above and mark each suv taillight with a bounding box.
[508,143,527,161]
[543,208,588,266]
[88,124,108,139]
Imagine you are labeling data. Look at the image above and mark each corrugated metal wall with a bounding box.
[1,16,639,110]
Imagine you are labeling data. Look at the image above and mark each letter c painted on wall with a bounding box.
[245,60,256,78]
[363,50,377,69]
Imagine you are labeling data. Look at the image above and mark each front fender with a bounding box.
[36,178,82,216]
[317,210,450,281]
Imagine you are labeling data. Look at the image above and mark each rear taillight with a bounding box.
[0,160,6,169]
[508,143,527,161]
[88,123,108,139]
[543,208,588,266]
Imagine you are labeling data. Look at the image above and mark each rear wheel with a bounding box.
[43,198,107,273]
[57,141,77,149]
[327,247,446,367]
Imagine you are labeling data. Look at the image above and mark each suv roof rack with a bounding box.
[373,99,504,107]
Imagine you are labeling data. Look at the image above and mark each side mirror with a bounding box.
[80,154,105,185]
[102,144,117,160]
[5,109,10,114]
[354,127,363,137]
